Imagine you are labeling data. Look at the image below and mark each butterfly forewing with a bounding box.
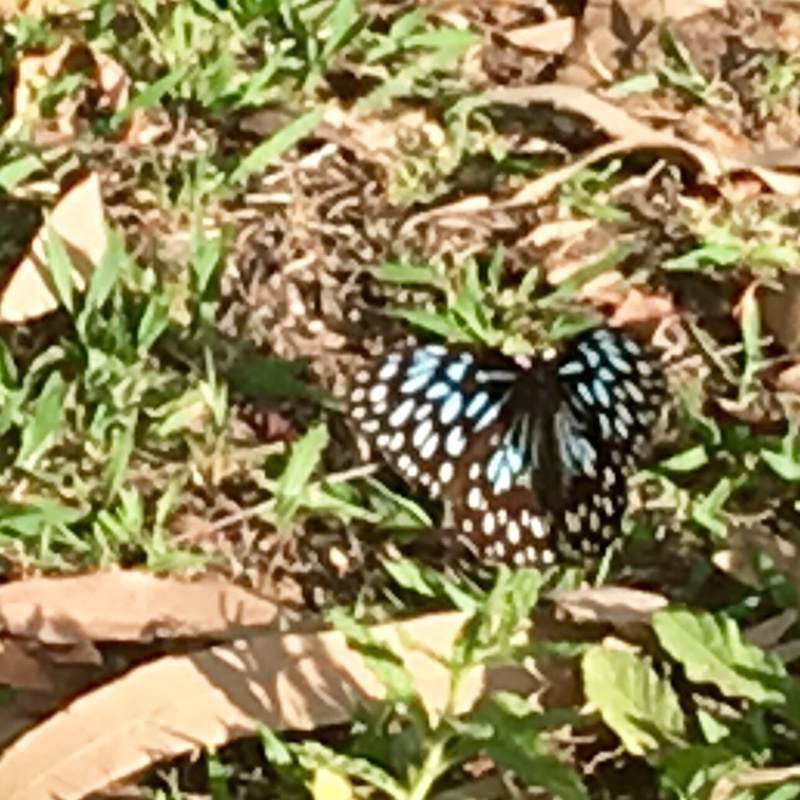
[350,345,519,497]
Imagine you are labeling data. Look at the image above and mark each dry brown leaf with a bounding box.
[0,612,541,800]
[761,273,800,353]
[745,609,798,652]
[0,0,77,15]
[0,571,279,644]
[484,85,800,203]
[503,18,576,54]
[720,525,800,592]
[563,0,727,87]
[13,42,77,139]
[610,287,678,327]
[711,764,800,800]
[0,172,107,324]
[0,700,36,752]
[550,586,668,631]
[776,362,800,394]
[0,640,54,691]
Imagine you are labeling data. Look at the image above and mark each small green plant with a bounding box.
[253,568,586,799]
[584,606,800,800]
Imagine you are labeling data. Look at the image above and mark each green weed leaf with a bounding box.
[582,645,686,756]
[17,372,66,468]
[230,105,326,186]
[653,608,787,703]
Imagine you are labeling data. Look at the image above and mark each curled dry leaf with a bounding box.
[0,571,279,645]
[0,612,542,800]
[549,586,668,632]
[609,288,678,327]
[0,172,106,324]
[503,18,576,54]
[483,84,800,203]
[711,764,800,800]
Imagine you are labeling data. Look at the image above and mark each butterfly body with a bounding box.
[349,325,666,566]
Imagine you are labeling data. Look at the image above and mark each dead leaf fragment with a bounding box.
[0,172,107,323]
[0,571,279,644]
[0,612,506,800]
[761,273,800,354]
[483,85,800,204]
[503,18,575,54]
[13,41,132,144]
[609,288,677,327]
[550,586,668,632]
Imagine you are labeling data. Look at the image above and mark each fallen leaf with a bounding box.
[550,586,668,633]
[0,0,77,15]
[483,84,800,203]
[0,172,107,323]
[745,609,799,652]
[562,0,727,88]
[609,287,677,327]
[0,612,534,800]
[13,42,73,121]
[761,273,800,353]
[775,362,800,394]
[0,640,54,692]
[0,571,280,644]
[503,18,576,54]
[711,764,800,800]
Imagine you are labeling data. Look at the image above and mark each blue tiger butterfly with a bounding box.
[349,325,666,566]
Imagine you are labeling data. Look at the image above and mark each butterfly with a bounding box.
[348,324,666,566]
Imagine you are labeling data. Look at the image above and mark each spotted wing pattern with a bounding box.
[348,325,666,566]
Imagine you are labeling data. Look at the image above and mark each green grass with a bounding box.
[3,0,800,798]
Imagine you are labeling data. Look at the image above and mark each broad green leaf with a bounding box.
[382,557,481,612]
[582,645,685,756]
[394,308,468,341]
[230,105,326,186]
[653,608,787,703]
[206,751,230,800]
[190,224,224,298]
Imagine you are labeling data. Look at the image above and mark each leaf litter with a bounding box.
[2,0,800,796]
